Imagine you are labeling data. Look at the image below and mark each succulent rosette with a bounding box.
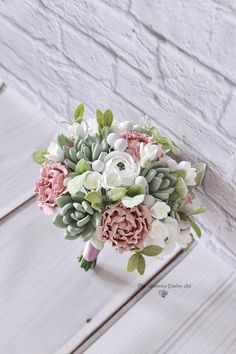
[33,104,207,275]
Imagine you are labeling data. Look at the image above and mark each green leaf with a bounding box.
[74,103,84,123]
[156,137,180,156]
[127,184,146,197]
[175,177,187,197]
[96,109,104,128]
[186,216,202,238]
[193,163,206,186]
[187,207,207,216]
[75,159,91,174]
[107,187,127,202]
[141,245,163,257]
[175,169,187,178]
[137,254,146,275]
[127,253,139,272]
[32,148,48,165]
[85,191,102,204]
[52,213,67,228]
[103,109,113,127]
[67,173,87,195]
[57,134,73,149]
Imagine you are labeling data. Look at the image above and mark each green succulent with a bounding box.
[62,134,110,171]
[52,192,101,241]
[140,161,183,221]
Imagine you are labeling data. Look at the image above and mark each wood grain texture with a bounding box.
[0,200,180,354]
[85,245,236,354]
[0,86,56,218]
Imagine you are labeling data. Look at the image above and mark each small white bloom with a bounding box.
[102,169,121,189]
[107,132,120,148]
[148,217,178,254]
[160,156,178,172]
[102,151,140,188]
[135,176,148,188]
[47,142,64,162]
[67,121,88,138]
[143,194,155,208]
[151,201,171,220]
[92,160,104,172]
[83,171,102,190]
[133,124,141,132]
[140,143,162,167]
[114,138,128,152]
[177,161,197,186]
[177,229,192,247]
[122,194,145,208]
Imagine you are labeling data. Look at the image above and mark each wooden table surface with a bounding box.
[1,85,235,354]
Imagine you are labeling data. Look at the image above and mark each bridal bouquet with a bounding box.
[33,104,206,275]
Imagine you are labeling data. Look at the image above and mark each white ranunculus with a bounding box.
[177,161,197,186]
[150,201,171,220]
[160,156,178,172]
[46,142,64,162]
[83,171,102,191]
[140,143,162,167]
[102,151,140,188]
[145,217,178,255]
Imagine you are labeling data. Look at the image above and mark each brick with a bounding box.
[220,90,236,141]
[61,24,115,87]
[210,12,236,82]
[131,0,236,83]
[41,0,157,77]
[116,61,235,175]
[0,0,60,48]
[100,0,130,11]
[158,43,230,122]
[131,0,213,60]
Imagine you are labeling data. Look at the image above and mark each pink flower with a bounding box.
[120,131,154,161]
[35,163,68,215]
[96,203,152,252]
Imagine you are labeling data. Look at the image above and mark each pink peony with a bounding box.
[35,163,68,215]
[120,131,154,161]
[96,203,152,252]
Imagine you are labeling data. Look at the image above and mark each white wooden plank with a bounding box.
[0,199,181,354]
[84,245,236,354]
[0,86,56,218]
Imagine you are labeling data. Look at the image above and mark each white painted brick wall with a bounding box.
[0,0,236,268]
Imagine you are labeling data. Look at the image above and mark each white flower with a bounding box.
[151,201,171,220]
[122,194,145,208]
[102,151,140,188]
[146,217,178,254]
[140,143,162,167]
[177,161,197,186]
[160,156,178,172]
[83,171,102,191]
[46,142,64,162]
[177,220,192,247]
[67,121,88,138]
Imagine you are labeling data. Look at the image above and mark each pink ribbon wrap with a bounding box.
[83,241,100,262]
